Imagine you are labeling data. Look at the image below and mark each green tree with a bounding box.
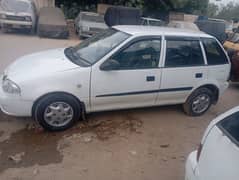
[206,3,219,17]
[56,0,211,18]
[216,2,239,20]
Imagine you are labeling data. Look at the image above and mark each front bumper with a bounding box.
[185,151,198,180]
[0,19,32,29]
[0,78,33,117]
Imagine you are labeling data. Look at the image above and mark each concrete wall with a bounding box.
[97,3,114,15]
[33,0,55,12]
[169,12,198,22]
[184,14,198,22]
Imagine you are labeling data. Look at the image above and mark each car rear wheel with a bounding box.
[34,93,81,131]
[183,88,213,116]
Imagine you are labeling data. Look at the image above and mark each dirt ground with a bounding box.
[0,31,239,180]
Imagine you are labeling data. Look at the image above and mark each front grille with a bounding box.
[6,15,25,21]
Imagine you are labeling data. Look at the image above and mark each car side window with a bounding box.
[218,112,239,145]
[111,39,161,70]
[202,38,228,65]
[165,38,204,67]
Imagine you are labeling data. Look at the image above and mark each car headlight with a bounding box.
[2,79,21,94]
[0,14,6,19]
[25,16,32,21]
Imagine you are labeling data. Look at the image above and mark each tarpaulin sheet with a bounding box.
[104,6,141,27]
[196,20,226,42]
[37,7,69,39]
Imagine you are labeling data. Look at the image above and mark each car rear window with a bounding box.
[202,38,228,65]
[217,112,239,145]
[165,37,204,67]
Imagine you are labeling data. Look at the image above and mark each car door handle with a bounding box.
[146,76,155,81]
[195,73,203,78]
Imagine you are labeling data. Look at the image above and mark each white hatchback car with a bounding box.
[0,26,230,131]
[185,106,239,180]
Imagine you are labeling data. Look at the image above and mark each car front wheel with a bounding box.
[183,88,213,116]
[34,93,81,131]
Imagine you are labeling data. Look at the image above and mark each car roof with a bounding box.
[169,20,195,24]
[114,25,212,38]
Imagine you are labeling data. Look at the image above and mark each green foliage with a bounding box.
[170,0,209,14]
[206,3,218,17]
[216,2,239,20]
[56,0,210,18]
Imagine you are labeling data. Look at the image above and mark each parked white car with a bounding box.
[141,17,164,26]
[0,26,230,131]
[0,0,37,33]
[185,106,239,180]
[75,11,108,38]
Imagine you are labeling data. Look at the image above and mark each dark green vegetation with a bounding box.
[55,0,239,21]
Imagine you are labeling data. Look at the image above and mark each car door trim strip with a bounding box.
[96,87,193,97]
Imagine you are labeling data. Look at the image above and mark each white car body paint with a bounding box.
[185,106,239,180]
[0,0,37,31]
[0,26,231,117]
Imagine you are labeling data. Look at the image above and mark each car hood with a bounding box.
[5,48,79,81]
[81,21,108,29]
[0,10,31,16]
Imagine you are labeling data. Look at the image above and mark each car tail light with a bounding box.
[196,143,203,162]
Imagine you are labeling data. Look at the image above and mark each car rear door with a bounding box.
[201,38,230,86]
[197,111,239,180]
[157,36,207,104]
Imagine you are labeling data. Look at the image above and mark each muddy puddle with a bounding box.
[0,111,143,173]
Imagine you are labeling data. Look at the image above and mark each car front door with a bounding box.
[90,37,162,112]
[157,37,207,105]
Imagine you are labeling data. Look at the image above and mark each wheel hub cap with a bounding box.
[192,94,210,114]
[44,102,73,127]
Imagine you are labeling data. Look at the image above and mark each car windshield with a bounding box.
[81,13,104,23]
[149,20,162,26]
[1,0,30,13]
[228,33,239,43]
[64,28,130,66]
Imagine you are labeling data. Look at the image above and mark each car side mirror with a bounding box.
[100,59,120,71]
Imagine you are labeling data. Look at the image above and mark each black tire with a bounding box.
[1,26,8,33]
[34,93,81,131]
[183,88,213,116]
